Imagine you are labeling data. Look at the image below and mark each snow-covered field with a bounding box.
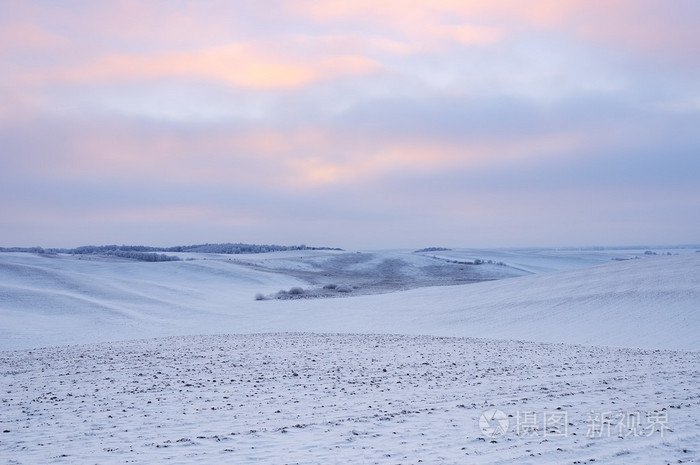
[1,248,699,463]
[2,334,698,464]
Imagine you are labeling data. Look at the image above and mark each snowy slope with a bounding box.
[411,247,694,273]
[1,251,699,465]
[1,251,698,351]
[267,253,700,350]
[0,252,305,349]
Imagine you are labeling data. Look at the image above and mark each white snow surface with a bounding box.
[1,249,699,464]
[1,334,698,464]
[0,251,698,351]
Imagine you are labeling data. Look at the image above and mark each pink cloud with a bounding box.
[286,0,698,60]
[0,23,69,53]
[4,0,694,105]
[14,42,379,89]
[289,0,506,49]
[16,115,591,195]
[260,128,591,189]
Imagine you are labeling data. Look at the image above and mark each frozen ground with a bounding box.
[1,333,698,464]
[0,247,699,463]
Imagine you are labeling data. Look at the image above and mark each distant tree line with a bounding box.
[103,250,181,262]
[162,243,341,254]
[413,247,452,253]
[0,243,342,257]
[0,246,48,253]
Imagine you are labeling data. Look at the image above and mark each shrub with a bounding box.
[413,247,451,253]
[288,287,305,295]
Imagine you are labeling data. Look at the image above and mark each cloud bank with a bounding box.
[1,0,699,248]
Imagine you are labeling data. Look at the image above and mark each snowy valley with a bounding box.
[1,247,699,464]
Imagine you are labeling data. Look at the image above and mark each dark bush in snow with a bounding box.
[413,247,451,253]
[105,251,181,262]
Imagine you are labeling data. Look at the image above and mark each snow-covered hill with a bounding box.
[0,251,698,351]
[1,249,698,464]
[269,252,700,350]
[0,252,304,350]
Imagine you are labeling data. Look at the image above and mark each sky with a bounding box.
[1,0,699,249]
